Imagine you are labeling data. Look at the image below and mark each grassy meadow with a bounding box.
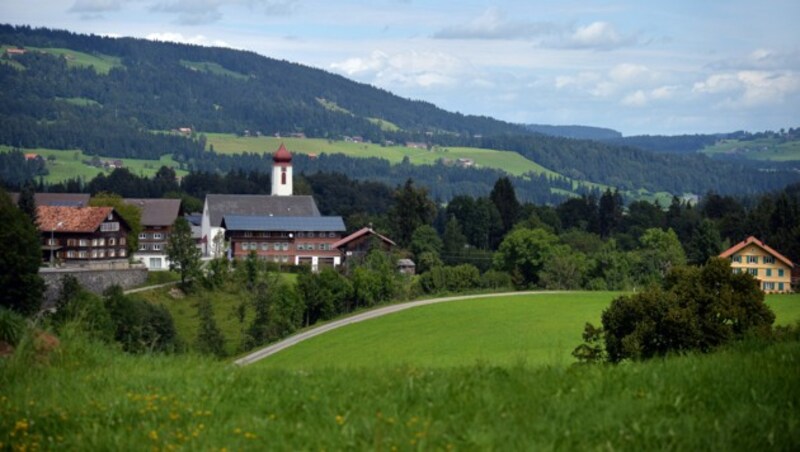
[1,45,123,74]
[1,325,798,450]
[256,292,800,370]
[0,146,187,184]
[702,137,800,161]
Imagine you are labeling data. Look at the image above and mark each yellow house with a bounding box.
[719,236,794,293]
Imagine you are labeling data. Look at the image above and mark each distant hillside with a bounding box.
[0,24,798,199]
[524,124,622,140]
[602,134,721,154]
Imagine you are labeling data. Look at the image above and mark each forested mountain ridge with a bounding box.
[0,24,798,200]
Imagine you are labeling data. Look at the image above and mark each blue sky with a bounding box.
[3,0,799,135]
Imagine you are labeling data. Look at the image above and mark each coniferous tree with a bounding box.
[490,176,521,233]
[195,297,226,357]
[17,183,37,222]
[0,188,44,316]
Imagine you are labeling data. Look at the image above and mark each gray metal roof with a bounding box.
[124,198,182,226]
[206,194,320,227]
[221,215,345,232]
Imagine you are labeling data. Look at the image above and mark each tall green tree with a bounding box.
[598,188,623,238]
[410,225,443,261]
[493,227,559,288]
[89,192,142,255]
[0,188,44,316]
[686,219,722,264]
[166,217,201,288]
[388,179,436,247]
[17,183,37,222]
[195,297,226,357]
[442,217,467,265]
[490,176,521,234]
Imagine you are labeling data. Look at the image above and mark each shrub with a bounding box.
[480,270,513,290]
[52,276,114,342]
[103,285,181,353]
[0,306,27,346]
[576,258,775,363]
[195,298,226,357]
[418,264,482,294]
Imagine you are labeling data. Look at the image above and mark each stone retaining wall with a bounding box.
[40,266,148,307]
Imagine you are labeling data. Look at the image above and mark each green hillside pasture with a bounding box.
[1,330,798,450]
[204,133,555,177]
[0,146,187,183]
[180,60,250,80]
[366,117,401,132]
[1,45,123,74]
[137,274,299,356]
[258,292,800,370]
[55,96,102,107]
[702,138,800,161]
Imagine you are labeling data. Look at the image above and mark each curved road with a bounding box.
[234,290,557,366]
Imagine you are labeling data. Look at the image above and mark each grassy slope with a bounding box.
[1,45,123,74]
[1,330,798,450]
[179,60,249,80]
[257,292,800,370]
[205,133,556,177]
[702,138,800,161]
[0,146,187,183]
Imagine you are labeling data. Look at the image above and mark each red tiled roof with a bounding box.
[333,227,396,249]
[36,206,113,233]
[273,143,292,163]
[719,236,794,268]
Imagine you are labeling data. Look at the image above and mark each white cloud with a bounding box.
[331,50,465,89]
[565,21,637,50]
[609,63,651,83]
[693,70,800,106]
[621,90,647,107]
[433,7,559,41]
[145,32,232,48]
[151,0,296,25]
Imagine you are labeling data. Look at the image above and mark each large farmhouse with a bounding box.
[719,236,794,293]
[124,198,182,270]
[36,205,130,266]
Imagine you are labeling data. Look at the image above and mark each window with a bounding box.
[244,231,253,238]
[47,238,58,246]
[306,244,315,251]
[748,268,758,276]
[139,244,148,251]
[139,232,147,239]
[281,167,287,185]
[153,233,163,240]
[153,244,162,251]
[101,222,119,232]
[250,242,257,251]
[67,239,77,246]
[107,213,113,221]
[261,243,269,251]
[78,250,87,258]
[307,232,315,238]
[119,249,126,257]
[281,256,289,263]
[108,249,116,258]
[242,242,249,251]
[79,239,89,247]
[97,250,106,258]
[779,283,785,291]
[274,243,281,251]
[732,268,741,274]
[763,282,775,291]
[282,243,289,251]
[746,256,758,264]
[779,269,785,277]
[150,258,162,269]
[763,256,775,264]
[120,237,126,245]
[109,238,116,246]
[66,251,76,258]
[297,244,305,251]
[731,255,742,263]
[328,232,336,238]
[298,232,305,238]
[97,238,106,247]
[91,249,98,258]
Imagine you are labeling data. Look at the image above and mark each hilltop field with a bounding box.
[1,291,799,450]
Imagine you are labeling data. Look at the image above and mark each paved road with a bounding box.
[234,290,556,367]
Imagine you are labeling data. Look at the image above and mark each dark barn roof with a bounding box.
[221,215,345,232]
[206,194,320,227]
[124,198,182,227]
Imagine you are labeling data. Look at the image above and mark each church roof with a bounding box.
[273,143,292,163]
[221,215,345,232]
[205,194,320,227]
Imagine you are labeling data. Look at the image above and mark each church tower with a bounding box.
[271,143,293,196]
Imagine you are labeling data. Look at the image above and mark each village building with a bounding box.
[333,226,396,267]
[36,205,130,266]
[719,236,794,293]
[124,198,182,271]
[221,215,346,270]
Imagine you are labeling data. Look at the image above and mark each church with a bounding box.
[200,144,347,271]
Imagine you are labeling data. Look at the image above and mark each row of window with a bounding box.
[731,255,776,264]
[62,249,127,259]
[139,243,163,251]
[241,231,338,238]
[139,232,165,240]
[240,242,335,252]
[47,237,126,247]
[732,268,785,277]
[296,243,332,251]
[762,282,785,291]
[100,221,120,232]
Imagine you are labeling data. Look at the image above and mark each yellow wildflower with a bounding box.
[335,415,345,425]
[149,430,159,441]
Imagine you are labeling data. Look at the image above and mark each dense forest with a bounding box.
[524,124,622,140]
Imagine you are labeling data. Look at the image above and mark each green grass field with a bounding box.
[1,45,123,74]
[0,146,187,183]
[702,137,800,161]
[256,292,800,370]
[205,133,559,177]
[1,326,798,450]
[180,60,249,80]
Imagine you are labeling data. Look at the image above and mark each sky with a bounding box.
[2,0,800,136]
